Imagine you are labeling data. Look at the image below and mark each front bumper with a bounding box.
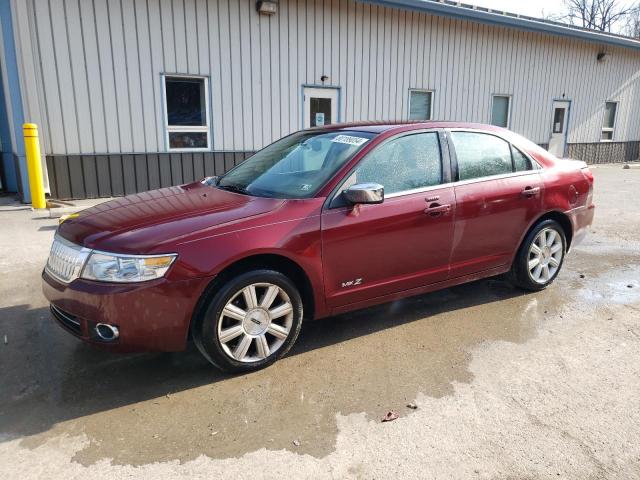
[42,270,210,352]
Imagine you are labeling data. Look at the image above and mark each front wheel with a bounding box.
[193,270,303,373]
[509,219,566,291]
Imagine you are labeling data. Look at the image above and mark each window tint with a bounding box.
[353,133,442,194]
[491,95,511,128]
[511,146,532,172]
[165,76,209,150]
[601,102,617,141]
[603,102,617,128]
[310,98,332,126]
[451,132,512,181]
[408,90,432,121]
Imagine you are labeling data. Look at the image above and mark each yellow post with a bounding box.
[23,123,46,209]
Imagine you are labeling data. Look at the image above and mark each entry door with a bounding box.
[548,100,570,157]
[303,87,338,128]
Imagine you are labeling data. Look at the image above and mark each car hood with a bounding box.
[57,182,284,254]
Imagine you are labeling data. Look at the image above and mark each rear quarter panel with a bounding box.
[539,161,594,248]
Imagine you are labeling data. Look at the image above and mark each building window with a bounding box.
[164,75,210,150]
[408,90,433,121]
[601,101,617,141]
[491,95,511,128]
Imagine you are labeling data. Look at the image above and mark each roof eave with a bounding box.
[359,0,640,51]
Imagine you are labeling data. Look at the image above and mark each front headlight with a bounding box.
[81,251,177,283]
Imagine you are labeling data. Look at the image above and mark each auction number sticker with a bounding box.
[332,135,369,146]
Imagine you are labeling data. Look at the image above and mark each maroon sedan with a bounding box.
[43,122,595,372]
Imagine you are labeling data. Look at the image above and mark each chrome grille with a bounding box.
[45,235,91,283]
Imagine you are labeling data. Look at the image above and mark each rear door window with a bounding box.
[511,145,533,172]
[451,132,513,181]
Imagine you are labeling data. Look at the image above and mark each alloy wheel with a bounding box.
[528,227,563,284]
[217,282,294,362]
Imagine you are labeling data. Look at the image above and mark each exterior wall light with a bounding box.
[257,1,277,15]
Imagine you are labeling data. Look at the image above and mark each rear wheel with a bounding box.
[509,219,566,291]
[193,270,303,373]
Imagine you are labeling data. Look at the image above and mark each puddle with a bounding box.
[575,264,640,305]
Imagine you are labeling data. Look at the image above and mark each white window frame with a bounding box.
[162,74,211,152]
[491,94,512,128]
[600,101,618,142]
[408,89,434,121]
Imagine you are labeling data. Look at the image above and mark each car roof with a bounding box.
[313,121,507,135]
[312,120,557,168]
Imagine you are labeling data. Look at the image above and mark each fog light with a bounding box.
[95,323,120,342]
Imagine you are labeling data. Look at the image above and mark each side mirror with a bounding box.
[343,183,384,205]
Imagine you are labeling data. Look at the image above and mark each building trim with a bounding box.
[361,0,640,51]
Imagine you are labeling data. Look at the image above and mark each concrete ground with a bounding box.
[0,164,639,479]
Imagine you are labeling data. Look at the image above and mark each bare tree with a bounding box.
[553,0,640,33]
[623,8,640,36]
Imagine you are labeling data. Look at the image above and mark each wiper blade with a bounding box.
[217,184,250,195]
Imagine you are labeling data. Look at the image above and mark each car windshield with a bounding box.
[216,130,376,199]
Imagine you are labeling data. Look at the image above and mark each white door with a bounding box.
[548,100,570,158]
[303,87,339,129]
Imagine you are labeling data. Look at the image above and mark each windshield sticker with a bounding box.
[331,135,369,146]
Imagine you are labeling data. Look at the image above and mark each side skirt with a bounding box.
[328,264,511,317]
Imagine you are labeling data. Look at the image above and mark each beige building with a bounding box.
[1,0,639,200]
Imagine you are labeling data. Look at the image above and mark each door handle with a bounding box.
[521,186,540,197]
[424,202,451,217]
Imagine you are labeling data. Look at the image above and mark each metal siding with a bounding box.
[80,155,99,199]
[67,155,85,198]
[196,0,209,74]
[270,3,281,140]
[33,0,65,153]
[239,0,254,149]
[184,0,199,73]
[78,0,107,153]
[172,0,188,73]
[96,154,112,197]
[107,0,134,152]
[228,0,244,148]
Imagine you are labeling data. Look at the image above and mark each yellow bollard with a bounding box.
[23,123,46,209]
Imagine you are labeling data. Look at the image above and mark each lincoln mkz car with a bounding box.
[43,122,595,372]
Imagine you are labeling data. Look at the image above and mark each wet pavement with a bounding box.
[1,165,639,478]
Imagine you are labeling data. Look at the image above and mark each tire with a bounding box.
[509,219,567,292]
[193,269,303,373]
